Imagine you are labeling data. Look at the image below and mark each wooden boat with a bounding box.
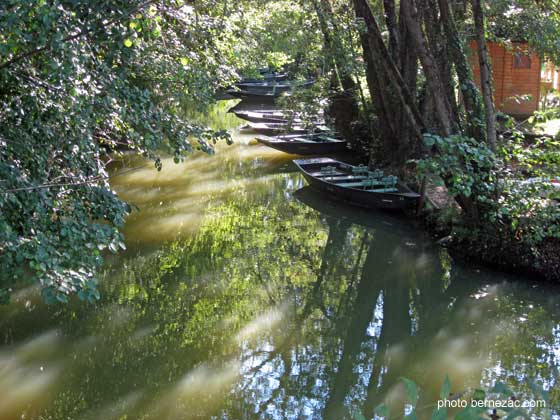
[227,80,315,100]
[235,79,314,89]
[233,110,324,125]
[256,134,347,155]
[241,73,288,83]
[233,110,292,123]
[226,89,283,101]
[293,157,420,210]
[241,122,332,136]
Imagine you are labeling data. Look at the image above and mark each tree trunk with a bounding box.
[472,0,497,150]
[383,0,399,59]
[353,0,425,141]
[395,2,420,158]
[401,0,456,136]
[439,0,486,141]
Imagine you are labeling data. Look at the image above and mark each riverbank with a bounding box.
[421,185,560,283]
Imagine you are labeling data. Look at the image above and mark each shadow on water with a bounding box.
[1,103,559,419]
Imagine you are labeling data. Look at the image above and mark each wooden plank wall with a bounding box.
[469,41,541,118]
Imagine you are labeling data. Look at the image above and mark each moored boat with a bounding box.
[235,79,314,91]
[240,72,288,83]
[233,110,293,123]
[241,122,332,136]
[293,157,420,210]
[226,79,315,101]
[233,110,324,125]
[226,89,283,101]
[256,134,347,155]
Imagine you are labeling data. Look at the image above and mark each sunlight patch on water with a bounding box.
[157,361,242,419]
[79,391,144,420]
[116,173,293,243]
[0,331,61,419]
[235,305,287,344]
[110,138,297,245]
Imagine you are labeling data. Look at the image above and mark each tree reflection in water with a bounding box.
[0,171,559,420]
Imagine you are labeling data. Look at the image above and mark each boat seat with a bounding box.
[324,175,367,181]
[368,187,399,193]
[337,179,385,188]
[380,176,398,188]
[352,165,369,175]
[315,166,339,177]
[338,176,398,190]
[310,171,344,177]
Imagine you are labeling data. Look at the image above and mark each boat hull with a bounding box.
[245,123,332,136]
[294,158,419,210]
[233,111,289,124]
[256,137,348,155]
[226,90,280,101]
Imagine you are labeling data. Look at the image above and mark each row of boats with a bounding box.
[225,74,560,211]
[225,74,421,211]
[230,108,420,210]
[226,73,315,101]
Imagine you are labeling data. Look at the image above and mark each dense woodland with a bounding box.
[1,0,560,304]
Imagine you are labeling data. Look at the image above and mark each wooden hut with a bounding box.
[469,41,541,118]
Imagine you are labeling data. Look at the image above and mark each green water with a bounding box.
[1,102,559,420]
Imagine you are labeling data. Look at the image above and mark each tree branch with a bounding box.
[1,166,144,194]
[0,0,156,71]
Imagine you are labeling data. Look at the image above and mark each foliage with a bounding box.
[2,162,559,418]
[371,376,551,419]
[216,0,323,78]
[529,107,560,124]
[0,0,233,303]
[417,134,560,247]
[418,134,498,202]
[487,1,560,65]
[276,77,331,126]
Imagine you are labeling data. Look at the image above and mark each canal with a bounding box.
[1,102,559,419]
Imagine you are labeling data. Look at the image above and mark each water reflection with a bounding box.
[0,104,559,419]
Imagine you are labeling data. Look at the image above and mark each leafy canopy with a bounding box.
[0,0,235,303]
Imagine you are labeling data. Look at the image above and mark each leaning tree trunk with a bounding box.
[438,0,486,141]
[383,0,400,59]
[472,0,497,150]
[352,0,480,220]
[353,0,425,141]
[401,0,457,136]
[395,1,420,158]
[422,0,461,129]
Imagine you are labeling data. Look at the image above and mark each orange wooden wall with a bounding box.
[469,41,541,118]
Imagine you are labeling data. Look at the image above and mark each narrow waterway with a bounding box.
[1,102,559,419]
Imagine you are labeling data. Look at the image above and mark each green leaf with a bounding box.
[472,389,486,401]
[353,411,367,420]
[529,381,549,403]
[374,403,389,418]
[491,382,513,397]
[431,408,447,420]
[56,293,68,303]
[440,375,451,400]
[504,408,530,419]
[404,410,417,420]
[424,135,436,147]
[401,377,419,406]
[455,406,486,420]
